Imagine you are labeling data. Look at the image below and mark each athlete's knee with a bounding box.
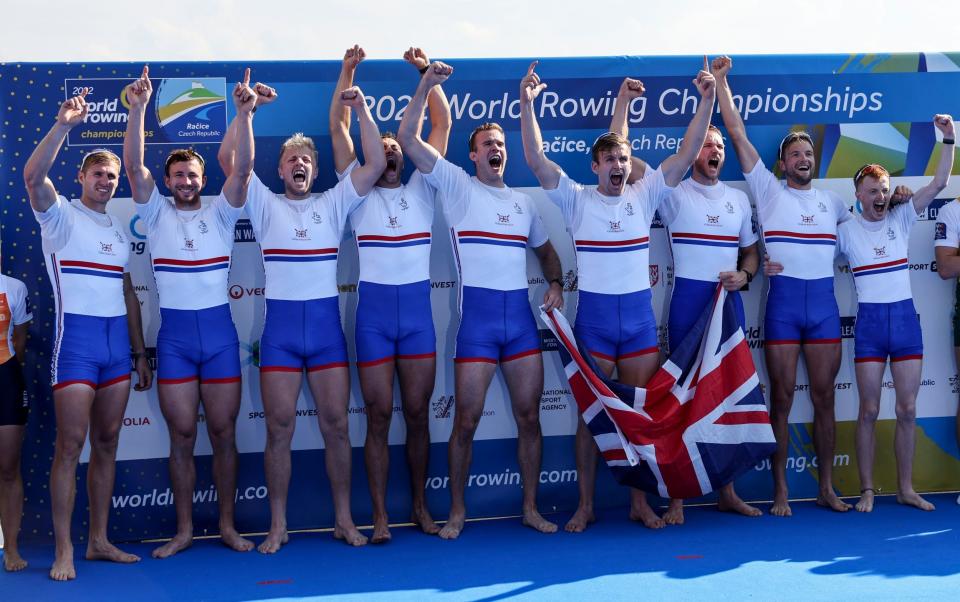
[54,430,87,462]
[513,407,541,434]
[809,387,836,411]
[365,402,394,432]
[265,417,295,444]
[0,458,19,483]
[206,421,237,447]
[859,403,880,424]
[168,423,198,450]
[895,399,917,423]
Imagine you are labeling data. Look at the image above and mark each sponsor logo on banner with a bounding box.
[234,219,257,243]
[649,265,660,287]
[540,388,570,411]
[745,325,763,349]
[935,222,947,240]
[129,215,147,240]
[430,280,456,289]
[122,416,152,427]
[433,395,455,419]
[840,316,856,338]
[228,284,265,299]
[795,381,852,392]
[951,374,960,395]
[64,77,226,146]
[338,283,358,293]
[539,329,560,353]
[563,269,578,292]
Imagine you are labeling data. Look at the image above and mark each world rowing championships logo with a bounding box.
[154,78,227,143]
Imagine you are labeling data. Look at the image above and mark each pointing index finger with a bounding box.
[704,55,710,73]
[526,61,538,77]
[242,67,251,87]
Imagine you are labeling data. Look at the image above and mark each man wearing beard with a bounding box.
[124,66,258,557]
[329,45,451,543]
[399,62,564,540]
[714,55,853,516]
[520,61,716,532]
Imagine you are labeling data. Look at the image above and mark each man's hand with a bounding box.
[618,77,645,100]
[719,270,748,291]
[57,89,90,128]
[253,82,278,107]
[403,47,429,71]
[339,86,367,110]
[935,113,955,139]
[763,253,784,277]
[423,61,453,87]
[233,68,256,114]
[542,281,564,311]
[711,55,732,80]
[520,61,547,106]
[889,184,914,206]
[343,44,366,70]
[694,56,716,98]
[133,355,153,391]
[125,65,152,109]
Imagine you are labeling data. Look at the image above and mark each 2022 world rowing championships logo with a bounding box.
[154,78,227,142]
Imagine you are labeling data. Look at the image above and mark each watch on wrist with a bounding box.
[549,277,563,288]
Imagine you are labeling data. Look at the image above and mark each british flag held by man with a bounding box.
[540,285,775,499]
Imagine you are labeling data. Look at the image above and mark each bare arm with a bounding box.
[397,62,453,175]
[611,78,649,183]
[660,57,716,187]
[936,246,960,279]
[519,61,562,190]
[219,81,276,177]
[12,323,28,364]
[403,47,453,156]
[122,66,157,203]
[341,86,386,196]
[533,240,563,311]
[330,45,364,174]
[911,114,955,212]
[123,273,152,391]
[712,56,760,173]
[719,242,760,291]
[221,69,257,208]
[24,91,90,211]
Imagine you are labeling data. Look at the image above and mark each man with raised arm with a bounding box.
[219,78,385,550]
[521,60,717,531]
[123,67,257,557]
[24,91,152,580]
[329,45,451,543]
[399,62,564,540]
[713,55,853,516]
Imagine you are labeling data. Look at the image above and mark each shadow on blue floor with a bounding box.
[4,493,959,600]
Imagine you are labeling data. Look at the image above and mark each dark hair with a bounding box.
[468,123,504,152]
[778,131,814,161]
[164,148,205,177]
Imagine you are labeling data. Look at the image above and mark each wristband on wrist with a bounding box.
[418,66,429,74]
[742,269,754,284]
[131,351,145,360]
[943,138,955,145]
[549,277,563,287]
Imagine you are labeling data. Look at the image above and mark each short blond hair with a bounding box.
[279,133,318,166]
[81,148,121,173]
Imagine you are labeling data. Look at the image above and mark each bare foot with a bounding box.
[438,511,465,540]
[522,509,558,534]
[49,545,75,581]
[897,490,935,511]
[3,549,28,572]
[816,491,851,512]
[718,497,762,517]
[411,507,441,535]
[86,540,140,563]
[564,506,595,533]
[257,528,289,554]
[769,492,792,517]
[152,532,193,559]
[855,489,875,513]
[663,499,685,525]
[221,528,254,552]
[333,522,368,546]
[629,503,665,529]
[370,518,392,544]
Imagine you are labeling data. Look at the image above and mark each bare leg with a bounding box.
[890,359,934,511]
[85,380,140,564]
[359,360,395,544]
[438,361,496,540]
[153,381,200,559]
[717,482,761,516]
[306,367,366,546]
[502,352,557,535]
[49,384,94,580]
[854,361,883,513]
[805,343,850,512]
[620,354,666,529]
[765,343,801,516]
[201,380,253,552]
[565,354,613,533]
[258,370,301,554]
[0,425,26,571]
[396,356,439,535]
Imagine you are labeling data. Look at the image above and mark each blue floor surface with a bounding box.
[3,493,960,601]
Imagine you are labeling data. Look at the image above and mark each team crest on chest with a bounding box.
[706,214,720,225]
[608,220,623,232]
[873,246,887,258]
[311,211,323,225]
[99,242,114,255]
[387,216,400,228]
[625,202,635,216]
[198,220,209,234]
[818,201,828,213]
[514,202,524,214]
[887,227,896,240]
[294,227,309,239]
[184,238,195,250]
[497,213,511,225]
[801,214,816,225]
[725,201,734,214]
[399,198,409,211]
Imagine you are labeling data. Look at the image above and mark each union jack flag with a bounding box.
[540,285,775,499]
